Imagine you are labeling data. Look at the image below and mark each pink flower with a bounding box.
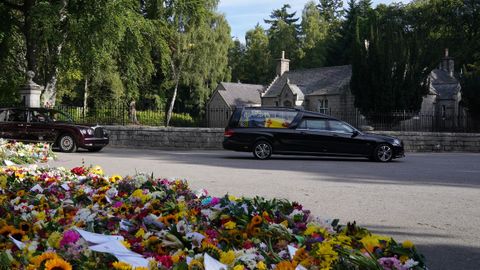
[60,230,80,247]
[113,201,123,208]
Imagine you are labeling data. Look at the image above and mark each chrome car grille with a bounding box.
[94,127,104,138]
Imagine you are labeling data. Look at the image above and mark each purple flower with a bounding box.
[113,201,123,208]
[60,230,80,247]
[378,256,407,270]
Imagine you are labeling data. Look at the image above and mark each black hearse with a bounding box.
[223,107,404,161]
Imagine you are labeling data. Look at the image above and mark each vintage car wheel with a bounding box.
[253,140,272,160]
[58,134,77,153]
[373,143,393,162]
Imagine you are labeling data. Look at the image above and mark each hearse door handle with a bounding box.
[300,131,307,135]
[26,124,31,127]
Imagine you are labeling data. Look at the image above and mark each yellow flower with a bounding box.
[90,165,104,176]
[360,234,390,253]
[233,265,245,270]
[121,240,131,249]
[135,228,145,238]
[304,224,327,236]
[256,261,267,270]
[224,221,236,230]
[31,252,60,267]
[188,259,203,270]
[220,250,235,265]
[110,175,123,183]
[400,255,409,263]
[131,189,150,203]
[0,175,7,189]
[402,240,414,249]
[36,211,47,221]
[228,195,238,201]
[44,257,72,270]
[113,261,133,270]
[316,242,338,270]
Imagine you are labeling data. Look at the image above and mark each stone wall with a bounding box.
[105,126,224,149]
[374,131,480,152]
[105,126,480,152]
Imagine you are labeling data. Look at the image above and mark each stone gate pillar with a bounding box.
[19,71,42,107]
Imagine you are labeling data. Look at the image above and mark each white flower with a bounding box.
[403,259,419,268]
[106,187,118,198]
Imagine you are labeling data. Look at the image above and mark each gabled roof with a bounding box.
[216,82,263,107]
[263,65,351,98]
[429,69,461,100]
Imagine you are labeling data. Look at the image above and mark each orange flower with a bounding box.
[44,257,72,270]
[275,261,296,270]
[251,215,262,226]
[31,252,60,267]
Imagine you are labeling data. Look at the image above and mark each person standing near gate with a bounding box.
[129,100,139,125]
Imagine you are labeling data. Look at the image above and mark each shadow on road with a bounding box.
[93,147,480,188]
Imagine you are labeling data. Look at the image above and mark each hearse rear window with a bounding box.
[238,109,298,128]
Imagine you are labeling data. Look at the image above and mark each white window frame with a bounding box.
[317,99,329,114]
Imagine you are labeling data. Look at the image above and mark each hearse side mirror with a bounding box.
[351,130,359,137]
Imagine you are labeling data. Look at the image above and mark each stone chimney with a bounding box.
[19,71,42,107]
[439,48,454,77]
[276,51,290,76]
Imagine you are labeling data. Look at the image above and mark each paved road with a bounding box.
[49,147,480,270]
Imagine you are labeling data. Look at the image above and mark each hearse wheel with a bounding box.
[253,141,272,160]
[373,143,393,162]
[58,134,77,153]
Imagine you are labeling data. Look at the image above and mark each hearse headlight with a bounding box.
[392,139,402,146]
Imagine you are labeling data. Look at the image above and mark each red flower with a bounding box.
[158,255,173,268]
[71,167,86,176]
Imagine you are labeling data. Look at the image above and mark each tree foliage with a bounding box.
[350,5,438,116]
[265,4,301,69]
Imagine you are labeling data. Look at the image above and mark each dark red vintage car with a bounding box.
[0,107,109,152]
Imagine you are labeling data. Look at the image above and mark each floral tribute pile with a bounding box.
[0,139,55,165]
[0,164,427,270]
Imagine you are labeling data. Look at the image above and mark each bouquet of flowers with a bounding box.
[0,164,426,270]
[0,139,56,165]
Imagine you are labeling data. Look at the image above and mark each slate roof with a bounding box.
[429,69,461,100]
[263,65,352,98]
[216,82,263,107]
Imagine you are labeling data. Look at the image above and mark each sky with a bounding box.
[218,0,411,42]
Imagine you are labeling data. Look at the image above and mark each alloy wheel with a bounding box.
[254,142,271,159]
[376,144,393,162]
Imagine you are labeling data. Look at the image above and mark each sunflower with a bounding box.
[188,259,204,270]
[44,258,73,270]
[251,215,263,226]
[0,225,14,237]
[112,261,132,270]
[19,221,32,232]
[31,252,60,267]
[9,228,25,241]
